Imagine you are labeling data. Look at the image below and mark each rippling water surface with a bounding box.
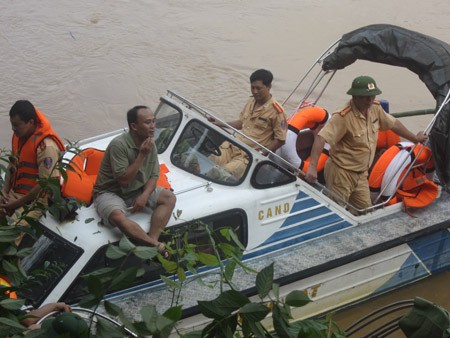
[1,0,449,148]
[1,0,449,317]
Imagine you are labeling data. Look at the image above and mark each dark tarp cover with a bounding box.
[322,24,450,191]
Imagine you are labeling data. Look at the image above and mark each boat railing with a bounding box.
[344,299,415,337]
[36,306,138,337]
[282,38,340,112]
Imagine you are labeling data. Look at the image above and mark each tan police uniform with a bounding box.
[211,96,287,178]
[319,100,396,211]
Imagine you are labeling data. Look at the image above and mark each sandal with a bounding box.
[157,243,170,259]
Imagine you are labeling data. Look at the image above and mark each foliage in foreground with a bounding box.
[0,147,346,337]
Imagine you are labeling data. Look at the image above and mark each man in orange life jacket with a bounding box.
[208,69,288,179]
[305,76,427,214]
[0,100,65,228]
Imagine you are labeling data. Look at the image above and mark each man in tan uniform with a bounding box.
[209,69,288,178]
[305,76,427,214]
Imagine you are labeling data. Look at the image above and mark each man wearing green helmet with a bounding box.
[305,75,427,214]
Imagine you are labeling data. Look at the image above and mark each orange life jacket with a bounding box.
[61,148,105,204]
[11,109,65,195]
[61,149,172,204]
[279,105,330,174]
[288,106,329,133]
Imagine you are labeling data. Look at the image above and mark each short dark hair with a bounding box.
[250,69,273,86]
[9,100,37,123]
[127,105,149,129]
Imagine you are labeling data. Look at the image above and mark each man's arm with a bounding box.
[132,176,158,212]
[305,135,326,183]
[261,139,285,155]
[208,116,243,130]
[391,120,427,143]
[21,302,71,328]
[0,184,41,213]
[1,164,12,197]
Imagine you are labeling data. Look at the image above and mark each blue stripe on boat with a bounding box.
[374,229,450,295]
[409,229,450,273]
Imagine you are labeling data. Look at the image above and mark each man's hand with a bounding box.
[131,191,150,213]
[305,166,318,184]
[139,137,154,156]
[0,193,17,216]
[416,131,428,143]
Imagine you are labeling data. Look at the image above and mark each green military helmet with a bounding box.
[346,75,382,96]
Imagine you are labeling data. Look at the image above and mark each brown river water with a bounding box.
[1,0,449,328]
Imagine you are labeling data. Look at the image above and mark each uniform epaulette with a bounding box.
[339,106,352,117]
[273,101,284,113]
[373,100,380,105]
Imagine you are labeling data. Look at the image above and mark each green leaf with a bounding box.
[160,275,182,289]
[224,260,236,281]
[119,236,136,252]
[285,290,311,307]
[0,298,25,310]
[219,228,231,241]
[289,319,328,337]
[177,266,186,282]
[0,317,26,336]
[105,244,127,259]
[0,245,17,256]
[78,293,100,308]
[240,302,270,322]
[16,247,33,258]
[141,304,158,333]
[256,263,274,299]
[84,217,95,224]
[160,257,178,273]
[197,252,219,266]
[242,318,267,338]
[109,267,139,291]
[86,274,104,299]
[133,246,158,260]
[2,259,18,273]
[182,330,203,338]
[217,242,240,258]
[95,317,128,338]
[163,305,183,322]
[272,305,292,338]
[155,314,176,335]
[228,228,245,251]
[104,300,123,317]
[198,290,249,319]
[273,282,280,300]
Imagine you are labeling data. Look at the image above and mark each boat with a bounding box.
[16,24,450,334]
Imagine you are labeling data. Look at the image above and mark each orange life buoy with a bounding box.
[377,130,400,150]
[369,142,436,206]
